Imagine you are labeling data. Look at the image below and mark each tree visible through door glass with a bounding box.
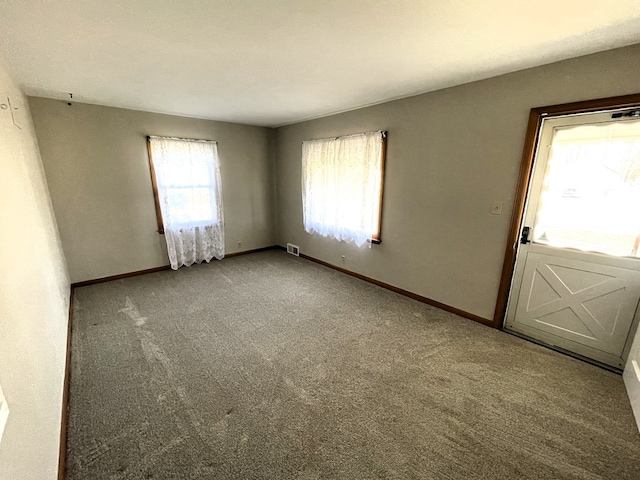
[533,119,640,257]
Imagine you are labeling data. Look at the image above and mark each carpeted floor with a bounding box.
[66,250,640,479]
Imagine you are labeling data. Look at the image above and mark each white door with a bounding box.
[505,110,640,369]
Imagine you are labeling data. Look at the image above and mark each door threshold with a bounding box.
[504,329,623,374]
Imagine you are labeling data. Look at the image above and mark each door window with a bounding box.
[533,118,640,257]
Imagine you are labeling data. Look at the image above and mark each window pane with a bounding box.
[166,187,216,225]
[149,137,223,231]
[161,157,211,188]
[533,120,640,257]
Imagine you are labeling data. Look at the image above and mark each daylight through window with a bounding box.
[147,136,225,269]
[301,131,386,247]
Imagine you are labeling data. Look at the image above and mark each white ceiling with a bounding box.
[1,1,640,127]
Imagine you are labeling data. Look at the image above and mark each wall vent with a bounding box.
[287,243,300,256]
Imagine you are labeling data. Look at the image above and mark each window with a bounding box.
[147,136,225,269]
[301,131,386,247]
[531,114,640,257]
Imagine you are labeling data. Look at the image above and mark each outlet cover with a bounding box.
[0,384,9,443]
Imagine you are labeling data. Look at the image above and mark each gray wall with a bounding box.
[275,44,640,321]
[29,99,277,283]
[0,64,70,479]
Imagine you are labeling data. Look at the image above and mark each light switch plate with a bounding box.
[0,384,9,443]
[490,201,503,215]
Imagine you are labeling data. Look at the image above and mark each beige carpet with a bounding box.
[65,250,640,479]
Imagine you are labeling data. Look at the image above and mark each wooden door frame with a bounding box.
[491,93,640,329]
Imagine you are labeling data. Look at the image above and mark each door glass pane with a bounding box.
[533,119,640,257]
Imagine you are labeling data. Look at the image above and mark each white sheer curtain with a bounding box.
[149,136,224,269]
[302,131,383,247]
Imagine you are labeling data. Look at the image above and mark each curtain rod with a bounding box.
[302,130,387,144]
[148,135,217,144]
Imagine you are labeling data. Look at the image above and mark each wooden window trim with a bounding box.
[491,93,640,329]
[370,131,387,244]
[146,136,165,234]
